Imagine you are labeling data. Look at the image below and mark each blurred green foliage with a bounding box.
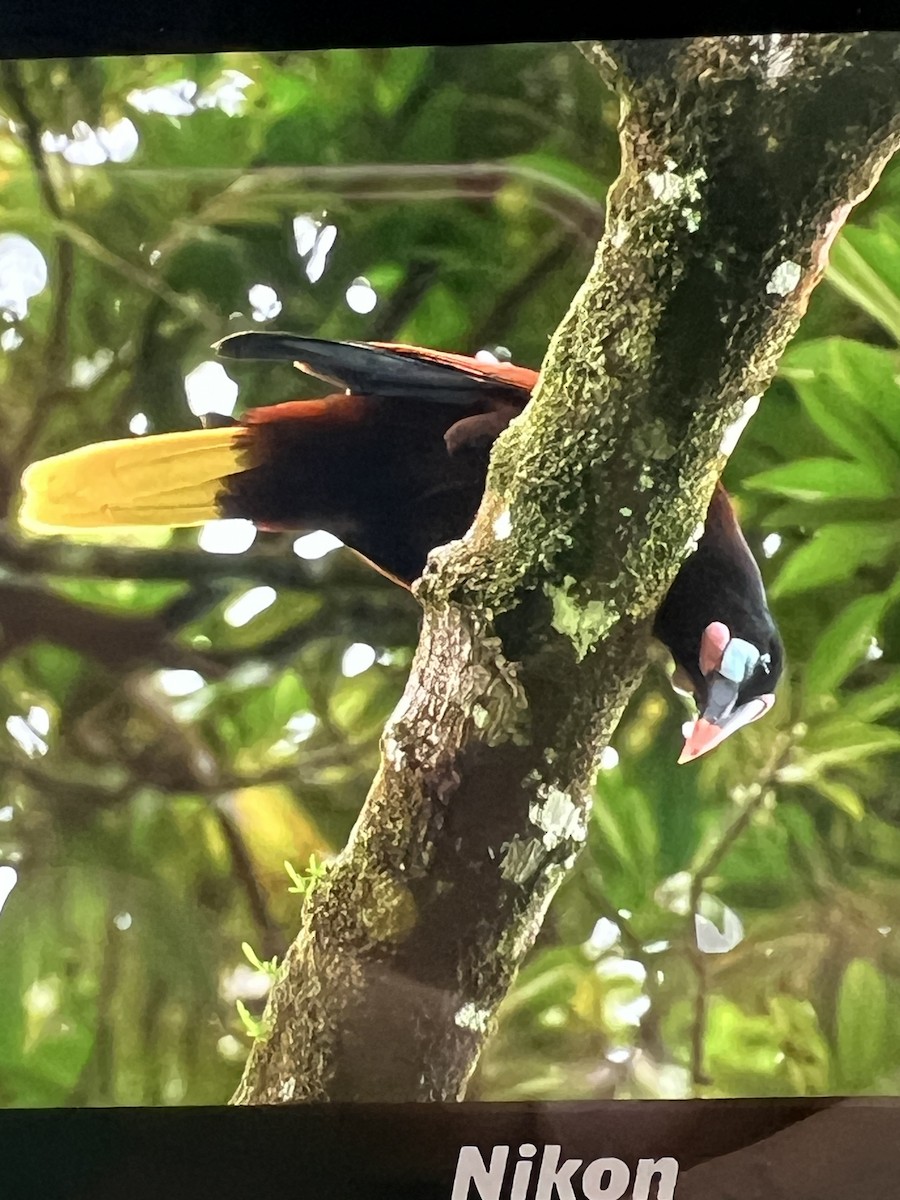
[0,43,899,1108]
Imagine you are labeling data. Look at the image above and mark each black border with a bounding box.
[0,1098,880,1199]
[0,3,897,61]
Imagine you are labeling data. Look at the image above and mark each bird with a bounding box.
[17,331,783,763]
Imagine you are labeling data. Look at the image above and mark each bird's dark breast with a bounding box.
[218,396,495,585]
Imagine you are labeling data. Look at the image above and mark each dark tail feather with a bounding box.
[212,332,524,406]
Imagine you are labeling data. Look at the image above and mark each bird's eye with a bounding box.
[760,653,771,675]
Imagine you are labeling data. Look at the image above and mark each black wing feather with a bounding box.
[213,332,524,406]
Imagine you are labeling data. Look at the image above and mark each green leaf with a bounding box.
[805,593,888,695]
[845,670,900,722]
[702,997,789,1094]
[372,46,431,115]
[771,522,899,598]
[240,941,280,978]
[236,999,269,1041]
[768,996,830,1095]
[819,337,900,454]
[22,643,84,709]
[49,578,186,615]
[500,956,584,1018]
[814,778,865,821]
[284,853,328,897]
[403,282,471,349]
[163,236,245,310]
[760,498,896,530]
[589,780,660,910]
[799,719,900,770]
[779,339,900,485]
[745,458,894,502]
[828,232,900,344]
[364,262,406,293]
[270,670,309,726]
[836,958,888,1090]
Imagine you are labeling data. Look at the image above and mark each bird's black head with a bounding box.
[679,618,784,763]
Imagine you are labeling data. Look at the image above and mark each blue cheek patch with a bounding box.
[718,637,760,684]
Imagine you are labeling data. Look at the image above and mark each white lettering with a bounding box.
[452,1146,510,1200]
[451,1145,681,1200]
[535,1145,583,1200]
[511,1144,537,1200]
[634,1157,679,1200]
[581,1157,631,1200]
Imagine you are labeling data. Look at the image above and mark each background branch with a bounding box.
[0,526,391,589]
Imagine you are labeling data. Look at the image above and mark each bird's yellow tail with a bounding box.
[18,428,247,534]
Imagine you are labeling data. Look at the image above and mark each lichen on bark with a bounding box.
[232,34,900,1105]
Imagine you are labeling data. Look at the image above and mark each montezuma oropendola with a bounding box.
[18,332,783,763]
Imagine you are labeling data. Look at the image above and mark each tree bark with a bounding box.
[232,34,900,1104]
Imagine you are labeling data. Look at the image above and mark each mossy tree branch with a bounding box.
[232,34,900,1104]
